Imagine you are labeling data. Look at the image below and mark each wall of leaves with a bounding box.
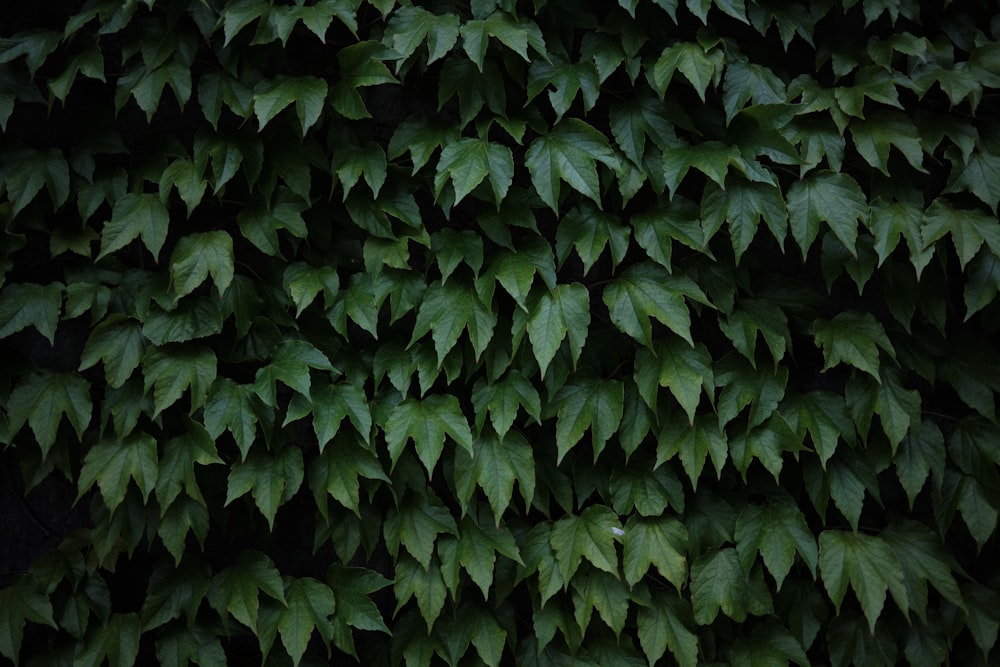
[1,0,999,664]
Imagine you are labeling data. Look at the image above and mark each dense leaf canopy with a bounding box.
[1,0,999,664]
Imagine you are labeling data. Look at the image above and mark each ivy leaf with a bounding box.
[662,141,738,197]
[143,345,217,417]
[168,231,235,302]
[571,569,630,636]
[657,414,728,489]
[410,281,496,364]
[141,560,211,632]
[849,111,926,176]
[556,204,630,275]
[471,370,542,440]
[527,54,600,120]
[331,41,398,119]
[0,282,62,345]
[78,433,158,511]
[1,147,70,215]
[811,311,894,380]
[99,193,170,260]
[525,118,619,211]
[922,198,1000,271]
[203,378,267,460]
[722,58,787,123]
[637,590,699,667]
[326,566,391,634]
[690,548,749,625]
[819,530,908,633]
[385,496,458,570]
[384,394,474,474]
[735,499,818,590]
[207,551,286,632]
[610,94,679,166]
[384,6,460,64]
[455,430,535,526]
[652,41,724,101]
[155,424,223,511]
[309,382,373,448]
[787,171,867,257]
[309,433,387,518]
[715,357,787,430]
[604,262,707,349]
[731,623,809,667]
[253,75,328,134]
[946,148,1000,213]
[0,579,56,664]
[282,262,340,317]
[74,613,140,667]
[869,198,932,274]
[873,365,921,449]
[434,137,513,205]
[550,505,622,582]
[458,510,523,597]
[253,339,335,405]
[783,391,854,467]
[701,180,787,263]
[225,446,304,529]
[276,577,337,667]
[460,12,544,70]
[154,625,226,667]
[7,371,92,456]
[622,515,688,588]
[896,420,945,508]
[882,520,964,622]
[635,338,714,422]
[550,376,624,462]
[718,298,790,366]
[393,556,447,630]
[526,282,590,376]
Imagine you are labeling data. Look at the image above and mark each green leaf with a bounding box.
[75,613,140,667]
[896,420,945,508]
[410,281,496,364]
[527,54,600,120]
[610,464,685,517]
[526,282,590,376]
[868,197,932,274]
[155,625,226,667]
[78,433,158,510]
[141,559,211,632]
[225,446,304,529]
[143,345,217,417]
[308,433,387,517]
[811,311,894,380]
[715,357,787,430]
[334,141,387,200]
[652,41,724,101]
[849,111,926,176]
[873,365,921,449]
[556,204,630,275]
[471,370,542,439]
[331,41,398,118]
[155,424,223,511]
[458,509,523,597]
[604,263,705,348]
[141,298,224,345]
[635,337,714,422]
[701,180,787,263]
[622,515,688,589]
[788,171,868,257]
[722,58,787,123]
[434,137,513,205]
[571,568,630,636]
[735,499,818,589]
[460,12,544,70]
[0,282,62,345]
[718,298,790,366]
[7,371,92,456]
[393,556,447,630]
[283,262,340,317]
[253,75,328,134]
[208,551,286,631]
[882,520,964,622]
[326,566,391,634]
[385,6,459,64]
[731,623,809,667]
[0,579,56,664]
[203,378,266,460]
[550,376,624,462]
[819,530,908,633]
[2,147,71,215]
[946,148,1000,213]
[168,231,235,301]
[690,548,749,625]
[922,198,1000,270]
[657,414,728,488]
[662,141,738,197]
[309,381,373,448]
[277,577,337,667]
[637,590,699,667]
[99,192,170,260]
[525,119,619,211]
[253,339,335,405]
[610,94,679,166]
[456,430,535,525]
[783,391,854,467]
[957,475,999,548]
[550,505,622,582]
[384,394,474,474]
[385,495,458,569]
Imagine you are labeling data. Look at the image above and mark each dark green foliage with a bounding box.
[1,0,999,664]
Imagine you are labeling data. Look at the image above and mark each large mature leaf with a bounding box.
[637,590,699,667]
[75,613,140,667]
[168,231,235,301]
[735,499,818,589]
[99,193,170,260]
[525,119,619,211]
[701,179,787,263]
[526,282,590,375]
[622,515,688,588]
[550,505,622,583]
[0,282,62,344]
[276,577,337,667]
[384,394,474,474]
[604,263,705,349]
[811,311,894,380]
[819,530,908,633]
[635,338,714,422]
[410,281,496,364]
[78,433,158,510]
[79,315,145,388]
[253,75,328,134]
[0,579,56,664]
[787,171,867,256]
[7,371,91,456]
[947,148,1000,213]
[434,137,513,205]
[207,551,286,631]
[690,548,749,625]
[652,41,724,101]
[549,376,624,462]
[225,446,304,529]
[309,433,387,518]
[143,345,217,416]
[453,430,535,525]
[384,6,460,63]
